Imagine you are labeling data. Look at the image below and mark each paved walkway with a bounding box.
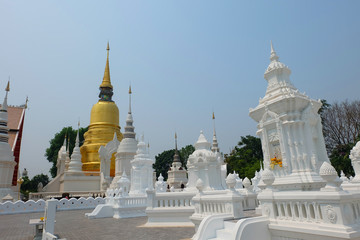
[0,209,195,240]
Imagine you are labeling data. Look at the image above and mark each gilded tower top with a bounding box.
[99,42,114,102]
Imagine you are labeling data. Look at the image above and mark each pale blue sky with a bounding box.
[0,1,359,178]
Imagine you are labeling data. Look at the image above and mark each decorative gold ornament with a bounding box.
[270,156,282,169]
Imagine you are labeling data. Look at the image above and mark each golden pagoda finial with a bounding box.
[100,41,113,89]
[129,85,132,94]
[5,79,10,92]
[212,111,216,136]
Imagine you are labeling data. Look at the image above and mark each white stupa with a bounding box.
[0,82,17,200]
[249,42,330,190]
[167,133,188,189]
[129,134,154,195]
[67,125,83,174]
[186,131,225,191]
[211,112,227,189]
[111,86,138,188]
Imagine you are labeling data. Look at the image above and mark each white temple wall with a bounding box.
[61,175,100,192]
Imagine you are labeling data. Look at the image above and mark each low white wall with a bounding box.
[0,197,105,215]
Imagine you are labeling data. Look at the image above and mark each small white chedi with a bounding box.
[129,134,154,195]
[167,133,188,190]
[186,131,225,191]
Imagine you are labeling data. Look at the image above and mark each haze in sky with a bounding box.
[0,1,359,178]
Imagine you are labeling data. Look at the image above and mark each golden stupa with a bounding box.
[80,43,123,176]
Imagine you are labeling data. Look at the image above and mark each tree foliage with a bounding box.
[45,126,88,178]
[321,100,360,153]
[329,143,356,176]
[20,174,50,199]
[320,99,360,176]
[153,145,195,180]
[225,135,263,180]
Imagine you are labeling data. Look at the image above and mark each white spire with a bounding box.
[75,121,80,148]
[68,123,83,173]
[211,112,219,153]
[265,41,288,76]
[123,85,136,139]
[270,40,279,62]
[173,132,181,163]
[0,82,10,143]
[128,85,132,114]
[2,80,9,111]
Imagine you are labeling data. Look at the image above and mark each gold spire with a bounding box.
[129,85,132,94]
[5,80,9,92]
[212,111,216,136]
[100,42,113,89]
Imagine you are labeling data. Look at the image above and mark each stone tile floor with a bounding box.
[0,209,195,240]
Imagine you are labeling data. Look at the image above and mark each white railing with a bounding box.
[0,197,105,215]
[258,190,360,226]
[152,192,195,208]
[113,195,147,208]
[29,191,105,200]
[145,190,196,227]
[191,192,244,219]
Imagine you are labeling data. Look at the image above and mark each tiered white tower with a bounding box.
[249,42,330,190]
[129,134,154,195]
[186,131,225,191]
[167,133,188,189]
[111,86,138,188]
[211,112,227,190]
[0,82,17,200]
[67,126,83,174]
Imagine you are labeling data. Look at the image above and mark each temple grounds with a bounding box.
[0,209,195,240]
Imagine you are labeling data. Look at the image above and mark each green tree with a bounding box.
[153,145,195,180]
[20,174,50,199]
[319,99,360,176]
[225,135,263,180]
[45,126,88,178]
[329,143,356,176]
[179,145,195,169]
